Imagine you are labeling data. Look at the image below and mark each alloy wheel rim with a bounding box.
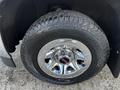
[37,39,92,78]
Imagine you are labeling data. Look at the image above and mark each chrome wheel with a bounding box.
[37,39,92,78]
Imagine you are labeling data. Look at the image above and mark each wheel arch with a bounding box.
[0,0,120,77]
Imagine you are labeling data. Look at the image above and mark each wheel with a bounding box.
[21,10,110,85]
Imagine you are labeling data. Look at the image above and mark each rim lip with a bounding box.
[37,38,92,79]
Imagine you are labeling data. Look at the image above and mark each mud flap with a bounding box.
[108,51,120,78]
[0,55,16,68]
[0,34,16,67]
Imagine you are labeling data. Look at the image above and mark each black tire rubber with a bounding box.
[21,10,110,85]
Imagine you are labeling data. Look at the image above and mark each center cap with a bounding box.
[59,57,70,64]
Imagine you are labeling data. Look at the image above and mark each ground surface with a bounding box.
[0,0,120,90]
[0,43,120,90]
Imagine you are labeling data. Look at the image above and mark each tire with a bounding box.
[21,10,110,85]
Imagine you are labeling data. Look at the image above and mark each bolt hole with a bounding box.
[77,60,84,65]
[45,58,50,63]
[76,49,81,52]
[67,66,74,71]
[49,17,52,20]
[53,66,60,71]
[82,64,85,67]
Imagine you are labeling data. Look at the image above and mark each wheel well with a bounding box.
[0,0,120,53]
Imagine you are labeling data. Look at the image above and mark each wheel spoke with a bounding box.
[47,60,58,70]
[63,65,68,75]
[46,50,54,59]
[74,50,85,60]
[68,62,77,71]
[58,64,64,75]
[71,61,80,70]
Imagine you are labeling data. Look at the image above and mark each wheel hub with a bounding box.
[54,47,74,64]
